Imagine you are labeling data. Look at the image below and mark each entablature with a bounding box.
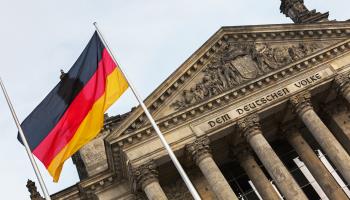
[112,40,350,147]
[106,22,350,146]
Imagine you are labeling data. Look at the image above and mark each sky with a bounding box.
[0,0,348,199]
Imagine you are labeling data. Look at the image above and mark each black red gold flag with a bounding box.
[20,32,128,181]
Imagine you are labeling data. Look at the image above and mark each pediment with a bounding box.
[164,40,334,116]
[106,21,350,143]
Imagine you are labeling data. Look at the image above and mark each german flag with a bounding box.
[20,32,128,182]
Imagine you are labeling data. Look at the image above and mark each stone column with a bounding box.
[324,103,350,154]
[232,144,280,200]
[335,73,350,103]
[131,161,168,200]
[237,114,307,200]
[186,136,238,200]
[284,125,348,200]
[290,92,350,185]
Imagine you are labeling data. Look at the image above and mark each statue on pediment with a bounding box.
[280,0,328,23]
[26,180,44,200]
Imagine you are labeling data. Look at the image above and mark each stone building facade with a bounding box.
[28,1,350,199]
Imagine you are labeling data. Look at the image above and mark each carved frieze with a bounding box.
[171,41,321,110]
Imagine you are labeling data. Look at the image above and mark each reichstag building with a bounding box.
[27,0,350,199]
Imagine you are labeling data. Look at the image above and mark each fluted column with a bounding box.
[283,125,348,200]
[290,92,350,184]
[232,144,280,200]
[238,114,307,200]
[186,136,238,200]
[335,73,350,103]
[131,161,168,200]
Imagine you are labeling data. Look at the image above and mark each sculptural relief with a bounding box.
[280,0,329,23]
[171,41,321,110]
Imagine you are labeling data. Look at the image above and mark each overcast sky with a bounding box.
[0,0,348,199]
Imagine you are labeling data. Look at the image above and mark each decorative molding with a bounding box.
[112,39,350,148]
[129,160,159,190]
[289,91,313,115]
[186,136,212,164]
[237,114,261,141]
[110,145,124,179]
[171,41,322,110]
[77,185,98,200]
[50,173,121,199]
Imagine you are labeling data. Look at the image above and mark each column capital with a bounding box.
[186,135,211,165]
[237,114,261,141]
[290,92,313,115]
[130,160,159,190]
[334,73,350,95]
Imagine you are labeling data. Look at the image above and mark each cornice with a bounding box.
[110,38,350,149]
[106,22,350,146]
[51,171,123,199]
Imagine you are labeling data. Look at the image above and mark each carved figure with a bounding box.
[26,180,44,200]
[256,44,279,71]
[183,90,196,104]
[286,0,308,20]
[171,41,321,110]
[280,0,328,23]
[273,47,292,65]
[221,62,240,87]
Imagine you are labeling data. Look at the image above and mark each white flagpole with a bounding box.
[0,78,51,200]
[93,22,202,200]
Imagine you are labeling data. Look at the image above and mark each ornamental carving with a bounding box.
[171,41,320,110]
[130,160,159,190]
[289,92,313,115]
[26,180,44,200]
[186,136,211,164]
[237,114,261,140]
[334,73,350,95]
[280,0,329,23]
[78,185,99,200]
[280,0,308,21]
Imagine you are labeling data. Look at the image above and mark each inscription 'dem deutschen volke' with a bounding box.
[198,69,332,130]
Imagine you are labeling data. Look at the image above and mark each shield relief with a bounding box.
[230,55,258,79]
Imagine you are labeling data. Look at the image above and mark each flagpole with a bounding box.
[0,78,51,200]
[93,22,202,200]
